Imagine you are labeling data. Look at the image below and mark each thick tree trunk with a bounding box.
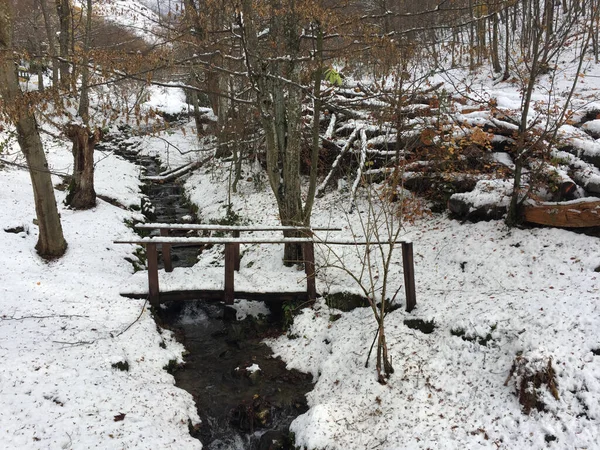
[19,120,68,257]
[65,124,101,210]
[0,0,67,258]
[238,0,315,265]
[263,83,305,264]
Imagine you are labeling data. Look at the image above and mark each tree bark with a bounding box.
[38,0,59,87]
[77,0,92,123]
[238,0,309,265]
[65,124,101,209]
[55,0,71,87]
[0,0,67,258]
[492,12,502,73]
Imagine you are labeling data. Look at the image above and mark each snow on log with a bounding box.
[561,138,600,169]
[350,128,368,204]
[316,128,359,197]
[552,149,600,195]
[325,113,336,139]
[447,179,512,222]
[142,156,210,183]
[522,198,600,228]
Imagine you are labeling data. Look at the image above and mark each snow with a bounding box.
[0,137,200,449]
[245,364,261,373]
[143,85,190,117]
[567,137,600,159]
[582,119,600,135]
[2,131,600,450]
[151,137,600,449]
[492,152,515,168]
[2,19,600,450]
[449,179,513,210]
[92,1,167,45]
[268,217,600,449]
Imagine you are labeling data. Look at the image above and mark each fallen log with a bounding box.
[522,198,600,228]
[141,155,211,183]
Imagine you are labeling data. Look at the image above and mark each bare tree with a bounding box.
[0,0,67,258]
[64,0,101,210]
[55,0,71,86]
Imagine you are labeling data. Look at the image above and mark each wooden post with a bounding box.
[147,243,160,308]
[160,228,173,272]
[232,230,241,271]
[402,241,416,312]
[304,241,316,302]
[224,243,236,305]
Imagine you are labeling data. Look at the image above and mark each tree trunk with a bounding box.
[55,0,71,86]
[503,6,510,80]
[492,12,502,73]
[188,86,204,137]
[38,0,59,87]
[77,0,92,123]
[303,24,324,226]
[238,0,308,265]
[506,21,542,227]
[0,0,67,258]
[65,124,101,210]
[266,79,305,265]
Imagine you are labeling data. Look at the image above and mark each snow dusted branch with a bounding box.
[350,128,368,208]
[1,313,89,321]
[325,113,336,140]
[316,127,359,198]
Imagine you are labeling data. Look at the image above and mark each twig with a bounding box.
[115,298,148,337]
[1,314,89,321]
[51,297,149,346]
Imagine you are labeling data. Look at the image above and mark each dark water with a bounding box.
[159,301,313,449]
[107,132,314,449]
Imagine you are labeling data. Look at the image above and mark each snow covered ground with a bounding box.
[0,137,201,449]
[2,61,600,449]
[134,115,600,449]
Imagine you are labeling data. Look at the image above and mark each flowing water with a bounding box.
[107,133,314,449]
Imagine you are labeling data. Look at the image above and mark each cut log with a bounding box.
[522,199,600,228]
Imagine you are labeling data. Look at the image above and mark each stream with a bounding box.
[105,132,314,449]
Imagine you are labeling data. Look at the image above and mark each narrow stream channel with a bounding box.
[105,133,314,449]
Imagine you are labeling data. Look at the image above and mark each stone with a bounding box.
[325,291,369,311]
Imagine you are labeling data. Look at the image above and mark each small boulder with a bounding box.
[325,291,369,312]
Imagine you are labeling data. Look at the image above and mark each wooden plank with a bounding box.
[160,228,173,272]
[115,237,410,245]
[115,237,315,245]
[224,243,236,305]
[232,230,241,271]
[135,223,342,232]
[120,290,309,303]
[146,243,160,308]
[304,241,316,302]
[523,200,600,228]
[402,242,417,313]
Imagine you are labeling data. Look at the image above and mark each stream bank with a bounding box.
[108,133,314,449]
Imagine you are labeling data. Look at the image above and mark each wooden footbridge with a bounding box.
[115,223,416,312]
